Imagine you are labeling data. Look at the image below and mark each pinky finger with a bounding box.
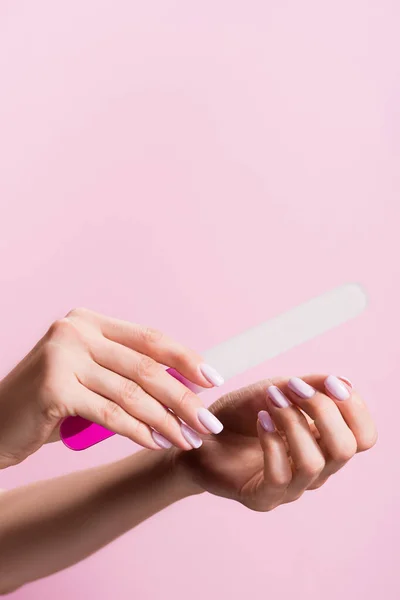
[74,383,165,451]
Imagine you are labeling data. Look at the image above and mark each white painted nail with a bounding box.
[267,385,291,408]
[197,407,223,434]
[258,410,276,432]
[324,375,350,401]
[180,423,203,448]
[288,377,316,399]
[151,430,173,449]
[199,363,225,386]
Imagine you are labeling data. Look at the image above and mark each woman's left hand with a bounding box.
[176,374,378,510]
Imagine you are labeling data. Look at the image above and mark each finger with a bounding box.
[71,381,164,450]
[304,374,378,452]
[82,310,224,389]
[280,377,358,475]
[80,363,194,451]
[255,412,292,510]
[264,388,326,495]
[90,338,223,436]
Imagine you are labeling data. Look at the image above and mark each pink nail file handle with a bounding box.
[60,368,200,451]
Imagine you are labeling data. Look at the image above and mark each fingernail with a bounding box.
[180,423,203,448]
[324,375,350,401]
[199,363,225,387]
[258,410,275,432]
[197,407,224,434]
[267,385,291,408]
[288,377,316,399]
[151,430,173,449]
[338,375,353,389]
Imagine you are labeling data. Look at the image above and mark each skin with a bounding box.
[0,308,222,469]
[0,376,377,594]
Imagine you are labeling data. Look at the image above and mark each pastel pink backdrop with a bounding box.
[0,1,398,599]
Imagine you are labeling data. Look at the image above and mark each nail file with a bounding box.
[60,283,367,450]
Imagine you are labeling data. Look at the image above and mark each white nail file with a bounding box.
[202,282,367,381]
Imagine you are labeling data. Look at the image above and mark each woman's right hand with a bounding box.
[0,308,224,469]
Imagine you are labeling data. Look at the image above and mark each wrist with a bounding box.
[165,448,205,498]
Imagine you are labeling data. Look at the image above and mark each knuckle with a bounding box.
[129,419,149,444]
[66,307,91,320]
[356,429,378,452]
[248,501,276,513]
[127,416,141,438]
[307,477,328,490]
[298,457,325,479]
[46,318,84,349]
[118,378,141,408]
[155,410,177,441]
[175,388,196,412]
[140,325,164,345]
[263,504,278,513]
[268,470,292,488]
[47,318,75,340]
[135,355,158,379]
[312,398,336,419]
[172,346,192,366]
[280,410,306,429]
[101,399,122,428]
[330,437,357,463]
[159,407,174,430]
[285,492,304,504]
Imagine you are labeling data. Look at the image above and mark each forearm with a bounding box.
[0,449,199,594]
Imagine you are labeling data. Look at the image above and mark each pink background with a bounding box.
[0,1,399,598]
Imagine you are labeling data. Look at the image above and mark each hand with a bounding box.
[0,308,225,468]
[176,375,377,510]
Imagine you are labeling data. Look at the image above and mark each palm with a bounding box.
[181,382,269,507]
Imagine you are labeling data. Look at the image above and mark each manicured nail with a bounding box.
[199,363,225,387]
[180,423,203,448]
[258,410,276,432]
[151,430,173,449]
[267,385,291,408]
[338,376,353,389]
[288,377,316,399]
[324,375,350,401]
[197,407,224,434]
